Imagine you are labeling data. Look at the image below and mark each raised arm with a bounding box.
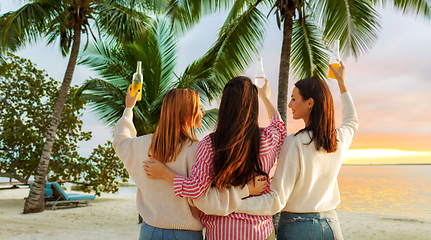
[113,85,142,168]
[329,61,358,141]
[258,79,280,119]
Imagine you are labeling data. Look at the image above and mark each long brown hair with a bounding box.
[149,88,200,163]
[211,76,267,189]
[294,77,338,153]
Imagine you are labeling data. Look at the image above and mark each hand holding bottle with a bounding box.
[328,40,340,79]
[126,84,140,109]
[328,60,347,94]
[257,78,271,99]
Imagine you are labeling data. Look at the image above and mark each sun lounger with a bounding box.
[29,182,95,210]
[45,182,96,210]
[29,182,54,199]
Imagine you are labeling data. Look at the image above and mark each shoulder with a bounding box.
[280,134,297,152]
[184,140,200,152]
[139,134,153,143]
[198,134,213,148]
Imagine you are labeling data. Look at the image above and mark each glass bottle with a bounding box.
[131,61,143,101]
[255,58,266,88]
[328,40,340,79]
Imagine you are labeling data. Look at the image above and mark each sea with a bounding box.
[2,165,430,219]
[336,165,431,219]
[114,165,431,219]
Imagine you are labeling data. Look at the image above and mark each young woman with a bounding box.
[234,61,358,239]
[145,76,287,240]
[113,85,263,240]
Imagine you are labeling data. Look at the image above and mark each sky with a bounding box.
[1,3,431,165]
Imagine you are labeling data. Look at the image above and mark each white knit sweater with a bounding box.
[235,92,358,215]
[113,108,249,230]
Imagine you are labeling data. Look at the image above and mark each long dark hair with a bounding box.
[211,76,266,189]
[295,77,338,153]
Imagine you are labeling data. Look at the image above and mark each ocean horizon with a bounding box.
[2,165,430,219]
[113,165,431,219]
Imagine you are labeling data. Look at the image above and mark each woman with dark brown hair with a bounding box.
[234,61,358,239]
[145,76,286,240]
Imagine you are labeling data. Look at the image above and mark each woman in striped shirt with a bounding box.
[145,76,286,240]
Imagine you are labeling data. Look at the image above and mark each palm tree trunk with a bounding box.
[277,6,296,125]
[23,25,81,214]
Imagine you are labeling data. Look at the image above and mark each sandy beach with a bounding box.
[1,187,430,240]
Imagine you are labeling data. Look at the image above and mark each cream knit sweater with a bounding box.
[235,92,358,215]
[113,108,249,230]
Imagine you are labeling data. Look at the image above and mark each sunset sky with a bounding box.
[2,3,430,165]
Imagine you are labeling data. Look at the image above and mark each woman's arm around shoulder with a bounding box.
[190,175,267,216]
[145,135,214,199]
[235,135,299,216]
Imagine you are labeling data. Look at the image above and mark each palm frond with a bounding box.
[45,10,74,56]
[118,0,167,13]
[198,108,218,134]
[79,40,133,83]
[78,17,180,135]
[165,0,232,35]
[76,78,127,128]
[314,0,382,59]
[222,0,248,27]
[96,0,151,44]
[178,3,267,103]
[0,1,55,53]
[290,16,330,82]
[372,0,431,20]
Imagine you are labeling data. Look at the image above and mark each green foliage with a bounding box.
[0,0,150,56]
[0,53,128,196]
[73,140,129,196]
[77,13,265,136]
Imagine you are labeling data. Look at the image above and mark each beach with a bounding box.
[1,188,430,240]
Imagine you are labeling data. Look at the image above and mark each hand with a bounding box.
[257,79,271,99]
[143,155,168,179]
[126,84,140,109]
[247,175,267,196]
[328,60,347,94]
[328,60,345,84]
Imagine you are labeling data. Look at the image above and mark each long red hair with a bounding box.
[149,89,200,163]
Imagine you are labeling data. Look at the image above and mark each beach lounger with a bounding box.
[45,182,96,210]
[29,182,95,210]
[29,182,54,199]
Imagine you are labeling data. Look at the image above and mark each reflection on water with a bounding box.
[337,165,431,219]
[114,165,431,219]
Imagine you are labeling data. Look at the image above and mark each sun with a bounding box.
[343,149,431,165]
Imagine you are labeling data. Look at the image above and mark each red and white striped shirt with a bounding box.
[173,115,286,240]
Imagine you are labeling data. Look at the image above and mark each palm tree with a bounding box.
[268,0,431,123]
[77,5,267,136]
[0,0,150,213]
[161,0,430,123]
